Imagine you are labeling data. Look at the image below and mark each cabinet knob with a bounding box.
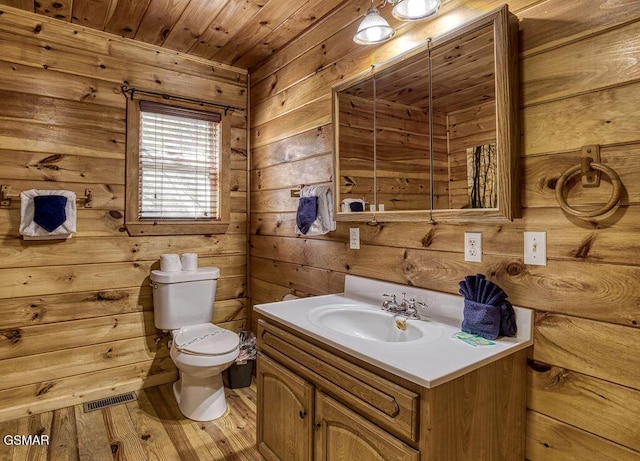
[313,422,322,430]
[299,410,307,419]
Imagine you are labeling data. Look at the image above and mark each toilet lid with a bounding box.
[173,323,239,355]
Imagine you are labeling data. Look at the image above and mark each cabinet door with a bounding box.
[257,353,314,461]
[315,392,419,461]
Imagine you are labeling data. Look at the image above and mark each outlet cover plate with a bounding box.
[349,227,360,250]
[464,232,482,262]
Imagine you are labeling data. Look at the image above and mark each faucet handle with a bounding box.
[404,298,425,319]
[408,298,427,310]
[382,293,397,310]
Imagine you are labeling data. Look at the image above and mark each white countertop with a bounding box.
[254,275,533,388]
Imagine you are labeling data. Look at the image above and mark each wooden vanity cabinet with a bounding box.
[256,318,528,461]
[315,392,419,461]
[257,351,418,461]
[257,353,314,461]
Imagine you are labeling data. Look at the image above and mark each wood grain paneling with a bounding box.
[533,313,640,390]
[249,0,640,458]
[526,411,640,461]
[528,362,640,451]
[0,7,248,422]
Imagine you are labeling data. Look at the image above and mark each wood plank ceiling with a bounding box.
[0,0,349,70]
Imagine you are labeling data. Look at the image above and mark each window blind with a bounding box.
[138,101,221,220]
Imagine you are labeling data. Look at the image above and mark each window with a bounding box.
[125,96,230,235]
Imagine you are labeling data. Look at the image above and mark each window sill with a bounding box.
[125,221,230,236]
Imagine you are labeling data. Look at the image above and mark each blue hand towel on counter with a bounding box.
[461,300,501,340]
[459,273,517,340]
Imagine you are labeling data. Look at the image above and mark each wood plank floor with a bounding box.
[0,382,265,460]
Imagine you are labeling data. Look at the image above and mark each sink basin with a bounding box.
[308,305,443,343]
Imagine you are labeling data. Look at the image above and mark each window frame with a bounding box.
[125,93,231,236]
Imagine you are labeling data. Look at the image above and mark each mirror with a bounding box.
[332,5,519,222]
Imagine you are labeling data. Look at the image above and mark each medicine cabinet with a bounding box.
[333,5,520,222]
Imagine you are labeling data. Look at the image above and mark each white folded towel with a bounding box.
[19,189,77,240]
[341,198,366,212]
[295,185,336,236]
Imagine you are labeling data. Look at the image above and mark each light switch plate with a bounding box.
[464,232,482,262]
[524,232,547,266]
[349,227,360,250]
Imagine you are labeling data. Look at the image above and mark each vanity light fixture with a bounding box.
[353,5,395,45]
[353,0,442,45]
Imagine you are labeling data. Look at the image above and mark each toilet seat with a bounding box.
[172,323,239,356]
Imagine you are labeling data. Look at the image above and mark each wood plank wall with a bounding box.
[445,100,497,209]
[0,7,248,422]
[249,0,640,459]
[338,93,431,211]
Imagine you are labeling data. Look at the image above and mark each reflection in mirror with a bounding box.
[373,55,431,211]
[467,143,497,208]
[336,77,375,212]
[430,24,496,210]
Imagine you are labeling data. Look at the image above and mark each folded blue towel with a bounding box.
[33,195,68,232]
[461,299,501,340]
[296,196,318,235]
[459,274,516,339]
[500,300,517,337]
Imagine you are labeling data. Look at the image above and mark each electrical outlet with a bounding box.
[350,227,360,250]
[524,232,547,266]
[464,232,482,262]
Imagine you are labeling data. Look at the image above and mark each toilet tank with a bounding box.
[150,267,220,330]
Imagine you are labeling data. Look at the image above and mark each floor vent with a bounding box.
[83,392,138,413]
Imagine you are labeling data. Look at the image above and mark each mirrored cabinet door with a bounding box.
[332,5,519,223]
[335,76,376,219]
[373,55,431,213]
[430,23,497,211]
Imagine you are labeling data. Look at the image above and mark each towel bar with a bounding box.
[291,184,307,197]
[555,145,622,218]
[0,185,93,208]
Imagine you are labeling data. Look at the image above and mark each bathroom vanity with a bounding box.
[254,276,533,461]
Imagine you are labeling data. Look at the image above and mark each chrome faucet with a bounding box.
[382,292,425,320]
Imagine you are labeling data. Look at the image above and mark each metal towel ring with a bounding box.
[555,156,622,218]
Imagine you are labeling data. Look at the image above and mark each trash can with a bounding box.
[227,360,254,389]
[225,330,256,389]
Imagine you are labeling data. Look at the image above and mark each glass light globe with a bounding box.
[353,8,395,45]
[392,0,441,21]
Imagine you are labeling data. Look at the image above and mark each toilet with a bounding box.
[150,266,239,421]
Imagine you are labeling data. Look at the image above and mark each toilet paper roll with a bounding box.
[160,253,182,272]
[180,253,198,271]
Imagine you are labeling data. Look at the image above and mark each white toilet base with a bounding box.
[173,371,228,421]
